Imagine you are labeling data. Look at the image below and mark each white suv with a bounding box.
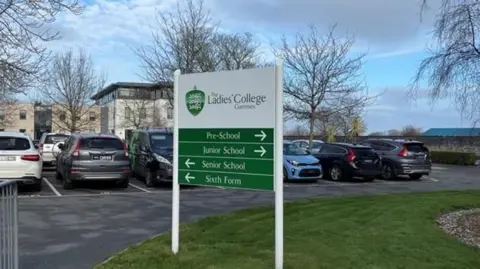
[38,132,70,166]
[0,132,43,191]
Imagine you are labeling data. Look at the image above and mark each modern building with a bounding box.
[0,102,35,137]
[423,128,480,136]
[91,82,173,141]
[0,101,101,139]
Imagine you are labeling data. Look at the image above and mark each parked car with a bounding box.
[38,132,70,166]
[283,141,323,182]
[128,128,173,187]
[55,133,130,189]
[360,139,431,180]
[311,143,382,182]
[0,132,42,191]
[292,139,324,154]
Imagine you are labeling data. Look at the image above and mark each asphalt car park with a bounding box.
[17,163,480,269]
[17,164,473,199]
[18,167,199,198]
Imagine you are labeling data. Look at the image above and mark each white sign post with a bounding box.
[172,58,284,269]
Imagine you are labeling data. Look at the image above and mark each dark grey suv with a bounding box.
[55,133,131,189]
[360,139,432,180]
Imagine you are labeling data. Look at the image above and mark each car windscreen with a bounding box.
[0,137,31,150]
[283,143,308,156]
[45,134,69,144]
[150,133,173,149]
[79,137,124,150]
[405,143,428,153]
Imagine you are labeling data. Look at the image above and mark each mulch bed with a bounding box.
[437,208,480,248]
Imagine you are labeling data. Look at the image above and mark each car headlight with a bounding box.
[153,153,171,165]
[287,159,299,166]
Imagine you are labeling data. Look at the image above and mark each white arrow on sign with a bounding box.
[254,145,266,157]
[254,130,267,141]
[185,172,195,183]
[185,158,195,168]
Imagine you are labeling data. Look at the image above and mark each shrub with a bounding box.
[430,151,477,165]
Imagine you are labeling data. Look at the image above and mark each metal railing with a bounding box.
[0,180,18,269]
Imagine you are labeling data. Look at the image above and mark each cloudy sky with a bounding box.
[43,0,472,132]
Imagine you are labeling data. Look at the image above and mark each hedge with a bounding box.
[430,151,477,166]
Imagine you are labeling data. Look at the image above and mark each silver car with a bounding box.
[38,133,70,166]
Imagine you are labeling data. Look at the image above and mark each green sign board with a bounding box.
[177,67,277,190]
[178,128,274,190]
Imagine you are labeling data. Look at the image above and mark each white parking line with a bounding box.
[128,182,151,193]
[42,177,62,196]
[425,176,439,182]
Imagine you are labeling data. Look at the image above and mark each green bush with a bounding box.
[430,151,477,165]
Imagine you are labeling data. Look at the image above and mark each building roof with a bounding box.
[423,128,480,136]
[90,81,173,100]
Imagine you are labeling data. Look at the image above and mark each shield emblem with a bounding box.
[185,86,205,116]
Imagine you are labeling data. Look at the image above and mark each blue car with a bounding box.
[283,141,323,182]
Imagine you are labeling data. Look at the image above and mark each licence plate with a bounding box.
[92,155,112,161]
[0,156,16,161]
[363,159,373,163]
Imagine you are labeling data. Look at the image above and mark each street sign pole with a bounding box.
[172,69,181,254]
[274,57,284,269]
[171,60,284,267]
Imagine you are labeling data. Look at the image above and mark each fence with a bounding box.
[0,180,18,269]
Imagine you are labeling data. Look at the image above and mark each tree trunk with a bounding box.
[308,111,315,149]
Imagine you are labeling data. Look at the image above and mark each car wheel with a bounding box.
[31,181,42,192]
[145,170,156,187]
[63,174,74,190]
[55,169,62,181]
[329,165,343,181]
[381,163,396,180]
[283,168,288,182]
[117,179,129,188]
[409,174,423,180]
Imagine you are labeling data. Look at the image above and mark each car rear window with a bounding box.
[405,143,428,153]
[79,137,124,150]
[353,147,377,157]
[45,134,69,144]
[0,137,31,150]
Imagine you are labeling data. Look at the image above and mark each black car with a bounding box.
[360,139,431,180]
[128,129,173,187]
[311,143,382,181]
[55,133,131,189]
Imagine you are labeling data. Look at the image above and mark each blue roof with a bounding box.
[423,128,480,136]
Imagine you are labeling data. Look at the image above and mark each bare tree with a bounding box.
[386,129,402,136]
[40,48,105,133]
[313,108,343,135]
[0,0,84,96]
[0,96,18,129]
[412,0,480,125]
[368,131,385,136]
[284,124,309,136]
[135,0,263,106]
[274,24,373,148]
[401,125,423,136]
[118,99,168,129]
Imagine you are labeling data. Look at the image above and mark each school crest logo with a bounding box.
[185,85,205,116]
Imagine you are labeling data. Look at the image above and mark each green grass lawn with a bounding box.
[95,191,480,269]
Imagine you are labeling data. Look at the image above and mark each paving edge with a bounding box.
[99,232,167,266]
